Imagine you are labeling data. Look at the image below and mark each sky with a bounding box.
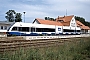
[0,0,90,23]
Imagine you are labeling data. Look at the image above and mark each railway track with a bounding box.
[0,37,79,52]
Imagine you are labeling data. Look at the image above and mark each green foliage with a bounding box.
[15,13,22,22]
[5,10,22,22]
[27,48,42,60]
[75,16,85,23]
[45,17,48,20]
[85,21,90,27]
[75,16,90,27]
[73,54,84,60]
[45,17,56,21]
[5,10,16,22]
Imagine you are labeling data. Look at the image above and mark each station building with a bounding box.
[0,21,13,34]
[33,15,90,34]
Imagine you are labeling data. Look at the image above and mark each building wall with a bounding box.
[68,16,81,30]
[70,17,77,28]
[88,30,90,33]
[0,24,9,30]
[63,26,71,29]
[0,24,11,32]
[55,26,63,34]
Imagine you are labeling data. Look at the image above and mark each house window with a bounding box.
[72,19,73,21]
[71,23,75,27]
[1,26,3,29]
[58,28,61,31]
[58,20,64,22]
[4,26,7,30]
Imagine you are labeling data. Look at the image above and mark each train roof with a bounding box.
[12,22,56,28]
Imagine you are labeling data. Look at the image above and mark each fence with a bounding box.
[24,34,90,40]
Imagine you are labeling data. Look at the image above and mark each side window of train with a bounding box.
[12,27,17,31]
[19,27,29,32]
[76,30,80,32]
[63,29,74,32]
[19,27,22,31]
[31,27,35,32]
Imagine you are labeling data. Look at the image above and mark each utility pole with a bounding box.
[23,12,26,39]
[66,9,67,16]
[23,12,26,23]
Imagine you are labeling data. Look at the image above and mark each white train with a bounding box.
[7,22,81,36]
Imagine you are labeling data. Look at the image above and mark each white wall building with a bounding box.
[33,15,90,34]
[0,21,13,33]
[33,15,81,35]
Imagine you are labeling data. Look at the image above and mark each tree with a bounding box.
[47,17,50,20]
[45,17,48,20]
[5,10,16,22]
[15,13,22,22]
[85,21,90,27]
[75,16,85,25]
[75,16,90,27]
[5,10,22,22]
[45,17,55,21]
[49,18,55,21]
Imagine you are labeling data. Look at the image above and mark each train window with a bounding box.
[18,27,29,32]
[12,27,17,31]
[31,27,35,32]
[76,30,80,32]
[36,28,55,32]
[63,29,74,32]
[63,29,81,32]
[18,27,22,31]
[8,23,15,31]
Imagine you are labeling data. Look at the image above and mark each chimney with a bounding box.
[56,16,59,22]
[64,15,65,18]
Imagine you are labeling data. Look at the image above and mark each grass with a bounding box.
[0,37,90,60]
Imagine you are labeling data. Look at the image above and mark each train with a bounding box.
[7,22,81,36]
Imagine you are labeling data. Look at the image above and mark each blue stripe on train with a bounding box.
[7,32,81,36]
[7,32,57,36]
[7,32,39,36]
[63,32,81,35]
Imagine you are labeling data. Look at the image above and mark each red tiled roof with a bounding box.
[34,18,63,26]
[76,20,90,30]
[55,15,74,26]
[76,20,84,26]
[81,26,90,30]
[56,15,74,22]
[61,22,70,26]
[33,16,90,30]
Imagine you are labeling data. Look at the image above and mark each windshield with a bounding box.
[7,22,15,31]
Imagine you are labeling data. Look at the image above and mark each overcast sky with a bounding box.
[0,0,90,23]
